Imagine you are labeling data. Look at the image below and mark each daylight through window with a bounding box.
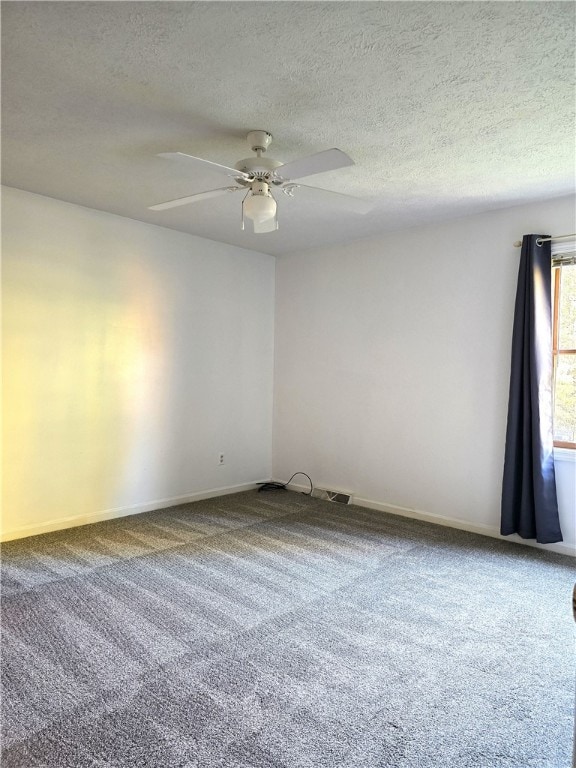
[552,254,576,448]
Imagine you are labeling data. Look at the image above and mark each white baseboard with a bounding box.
[282,481,575,558]
[5,480,573,557]
[0,482,263,542]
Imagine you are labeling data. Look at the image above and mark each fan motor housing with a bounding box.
[235,156,283,176]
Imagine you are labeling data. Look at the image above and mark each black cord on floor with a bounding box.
[257,472,313,496]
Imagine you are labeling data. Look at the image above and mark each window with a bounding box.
[552,248,576,449]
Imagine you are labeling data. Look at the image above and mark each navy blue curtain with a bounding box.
[501,234,562,544]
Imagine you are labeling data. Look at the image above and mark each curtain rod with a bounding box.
[513,233,576,247]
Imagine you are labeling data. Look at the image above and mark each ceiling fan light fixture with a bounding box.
[244,181,276,222]
[243,180,277,227]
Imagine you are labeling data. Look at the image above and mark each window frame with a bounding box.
[552,245,576,450]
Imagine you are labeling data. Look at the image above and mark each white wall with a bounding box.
[3,186,574,554]
[273,195,576,555]
[2,187,275,540]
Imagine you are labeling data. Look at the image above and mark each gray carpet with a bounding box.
[1,490,574,767]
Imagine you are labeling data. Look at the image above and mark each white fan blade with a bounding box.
[149,186,241,211]
[276,148,354,181]
[253,217,278,234]
[295,184,372,214]
[158,152,250,180]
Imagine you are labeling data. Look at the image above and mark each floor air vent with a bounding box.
[312,488,352,504]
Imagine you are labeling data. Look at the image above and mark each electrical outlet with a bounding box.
[218,453,225,466]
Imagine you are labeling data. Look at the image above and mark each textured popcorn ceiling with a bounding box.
[2,1,574,256]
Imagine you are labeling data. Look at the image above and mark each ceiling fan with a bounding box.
[149,130,370,233]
